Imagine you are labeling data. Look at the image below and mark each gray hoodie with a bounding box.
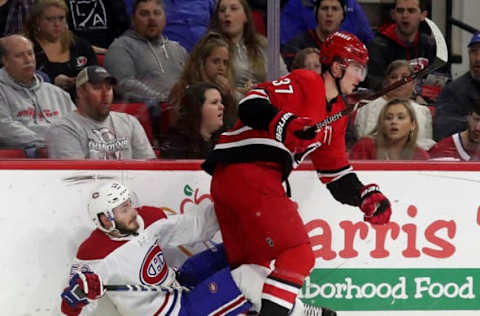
[0,68,76,148]
[104,30,188,102]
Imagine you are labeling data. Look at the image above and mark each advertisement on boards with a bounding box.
[1,165,479,315]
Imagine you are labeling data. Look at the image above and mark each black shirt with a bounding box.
[34,36,97,98]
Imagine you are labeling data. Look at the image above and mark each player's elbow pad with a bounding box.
[326,173,363,206]
[238,98,278,130]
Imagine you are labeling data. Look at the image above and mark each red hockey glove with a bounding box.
[268,111,317,153]
[359,184,392,225]
[61,272,105,310]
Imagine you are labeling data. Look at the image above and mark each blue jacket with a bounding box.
[162,0,217,52]
[280,0,374,45]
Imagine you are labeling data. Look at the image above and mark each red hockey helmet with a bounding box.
[321,31,369,67]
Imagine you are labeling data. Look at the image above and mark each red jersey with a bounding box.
[350,137,429,160]
[203,70,352,184]
[428,133,480,161]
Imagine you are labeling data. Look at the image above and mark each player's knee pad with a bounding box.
[180,267,252,316]
[177,243,228,289]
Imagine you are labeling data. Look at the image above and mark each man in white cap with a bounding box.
[47,65,155,159]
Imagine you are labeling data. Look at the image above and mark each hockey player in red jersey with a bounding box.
[202,31,393,316]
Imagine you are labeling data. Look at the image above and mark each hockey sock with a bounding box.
[259,243,315,316]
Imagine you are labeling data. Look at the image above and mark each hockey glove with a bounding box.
[61,272,105,309]
[359,184,392,225]
[268,111,316,153]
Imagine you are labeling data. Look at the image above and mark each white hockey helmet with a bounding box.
[87,182,130,233]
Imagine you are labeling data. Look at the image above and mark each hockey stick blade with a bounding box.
[348,17,448,104]
[297,17,448,138]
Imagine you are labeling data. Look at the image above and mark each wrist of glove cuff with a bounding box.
[359,184,392,225]
[270,112,296,143]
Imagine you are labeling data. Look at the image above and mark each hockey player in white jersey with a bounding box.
[60,181,259,316]
[60,181,331,316]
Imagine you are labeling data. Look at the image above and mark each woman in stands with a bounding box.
[290,47,322,74]
[350,98,429,160]
[354,59,434,150]
[208,0,288,94]
[24,0,97,99]
[160,82,224,159]
[168,32,238,130]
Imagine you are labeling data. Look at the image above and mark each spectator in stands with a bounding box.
[159,82,224,159]
[65,0,130,54]
[350,98,429,160]
[169,32,238,130]
[47,66,155,160]
[280,0,373,69]
[364,0,436,90]
[0,35,75,158]
[291,47,322,74]
[208,0,288,94]
[354,59,434,149]
[104,0,187,104]
[162,0,216,52]
[0,0,33,36]
[282,0,344,70]
[24,0,97,99]
[433,33,480,141]
[429,99,480,161]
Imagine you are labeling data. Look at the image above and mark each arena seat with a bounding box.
[252,10,266,36]
[110,103,154,145]
[0,149,26,158]
[96,53,105,66]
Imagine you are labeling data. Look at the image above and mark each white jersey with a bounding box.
[66,204,219,316]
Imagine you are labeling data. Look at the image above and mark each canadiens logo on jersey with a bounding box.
[208,281,218,293]
[140,244,168,285]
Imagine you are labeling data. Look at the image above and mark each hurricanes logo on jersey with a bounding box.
[139,244,168,285]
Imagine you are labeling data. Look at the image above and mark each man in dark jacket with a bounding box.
[280,0,374,70]
[364,0,435,90]
[433,33,480,141]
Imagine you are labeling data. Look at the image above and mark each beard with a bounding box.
[115,218,139,235]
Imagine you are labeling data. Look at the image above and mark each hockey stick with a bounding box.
[295,17,448,138]
[104,283,190,293]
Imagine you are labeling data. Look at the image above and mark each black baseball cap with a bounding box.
[76,66,117,88]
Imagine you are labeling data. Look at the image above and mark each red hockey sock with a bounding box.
[260,243,315,315]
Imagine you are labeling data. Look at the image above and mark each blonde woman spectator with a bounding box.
[291,47,321,74]
[354,59,434,149]
[24,0,97,99]
[168,32,238,129]
[208,0,288,94]
[350,98,429,160]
